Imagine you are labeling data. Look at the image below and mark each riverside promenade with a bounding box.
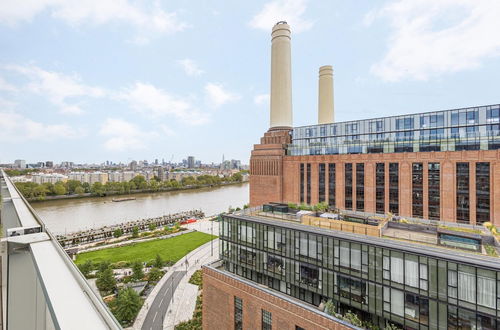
[133,218,219,330]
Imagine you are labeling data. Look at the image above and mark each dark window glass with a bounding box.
[319,164,326,203]
[356,163,364,211]
[345,163,353,210]
[234,297,243,330]
[328,163,335,207]
[412,163,423,218]
[428,163,440,219]
[456,163,470,223]
[476,162,490,224]
[306,164,311,204]
[376,163,385,213]
[389,163,399,215]
[300,164,304,203]
[262,309,272,330]
[295,326,305,330]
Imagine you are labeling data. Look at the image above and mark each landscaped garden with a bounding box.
[75,231,216,266]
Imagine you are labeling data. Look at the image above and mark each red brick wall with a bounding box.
[250,139,500,225]
[203,267,352,330]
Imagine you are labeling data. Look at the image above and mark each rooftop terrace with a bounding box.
[231,204,500,267]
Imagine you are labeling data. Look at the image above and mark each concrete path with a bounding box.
[132,219,219,329]
[141,271,185,330]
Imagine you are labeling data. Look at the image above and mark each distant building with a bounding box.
[187,156,195,169]
[129,161,138,171]
[230,159,241,169]
[14,159,26,169]
[45,161,53,168]
[32,173,67,184]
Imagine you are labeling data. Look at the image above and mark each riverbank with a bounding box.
[27,180,248,203]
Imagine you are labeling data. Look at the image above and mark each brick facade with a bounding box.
[202,266,354,330]
[250,130,500,225]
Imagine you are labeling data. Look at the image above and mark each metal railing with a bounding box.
[0,169,121,330]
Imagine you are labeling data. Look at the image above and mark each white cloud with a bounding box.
[119,82,209,125]
[0,0,187,43]
[367,0,500,82]
[6,64,104,114]
[99,118,156,151]
[249,0,313,33]
[0,111,82,142]
[178,59,204,76]
[204,83,240,108]
[254,93,270,106]
[0,77,17,92]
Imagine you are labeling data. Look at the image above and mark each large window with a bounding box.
[356,163,364,211]
[319,163,326,203]
[328,163,335,207]
[456,163,470,223]
[234,297,243,330]
[428,163,440,219]
[389,163,399,215]
[306,164,311,204]
[376,163,385,213]
[345,163,353,210]
[262,309,272,330]
[476,162,490,224]
[338,274,367,304]
[295,232,321,260]
[300,163,304,203]
[412,163,423,218]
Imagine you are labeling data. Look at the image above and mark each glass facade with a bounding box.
[345,164,353,210]
[376,163,385,214]
[328,163,336,208]
[476,163,490,224]
[319,164,326,203]
[412,163,424,218]
[288,104,500,156]
[220,215,500,330]
[389,163,399,215]
[456,163,470,223]
[428,163,440,220]
[356,163,364,211]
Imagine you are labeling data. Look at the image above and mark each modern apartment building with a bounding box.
[207,208,500,329]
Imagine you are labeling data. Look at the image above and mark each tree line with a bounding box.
[14,172,244,199]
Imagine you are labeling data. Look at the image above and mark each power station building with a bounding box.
[203,22,500,330]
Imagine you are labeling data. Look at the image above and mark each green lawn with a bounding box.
[75,231,216,265]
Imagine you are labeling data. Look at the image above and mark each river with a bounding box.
[32,182,249,235]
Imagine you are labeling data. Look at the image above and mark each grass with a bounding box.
[75,231,216,265]
[438,225,483,234]
[485,245,499,257]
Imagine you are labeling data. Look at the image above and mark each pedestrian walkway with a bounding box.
[132,235,219,330]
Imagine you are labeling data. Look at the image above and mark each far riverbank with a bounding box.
[27,180,247,203]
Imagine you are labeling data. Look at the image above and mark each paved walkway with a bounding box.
[132,219,219,330]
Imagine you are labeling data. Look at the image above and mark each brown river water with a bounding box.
[32,182,249,235]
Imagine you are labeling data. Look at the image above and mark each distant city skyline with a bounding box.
[1,1,500,163]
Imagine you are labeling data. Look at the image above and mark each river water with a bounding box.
[32,183,249,235]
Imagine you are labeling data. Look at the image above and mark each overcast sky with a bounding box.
[1,0,500,164]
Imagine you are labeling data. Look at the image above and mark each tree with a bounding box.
[96,267,116,294]
[78,260,93,278]
[147,267,162,282]
[75,186,85,195]
[66,180,81,194]
[132,226,139,238]
[324,299,336,316]
[230,172,243,182]
[97,260,111,274]
[113,228,123,238]
[131,261,144,281]
[148,223,156,231]
[112,287,142,326]
[154,254,163,268]
[53,183,67,195]
[91,182,105,196]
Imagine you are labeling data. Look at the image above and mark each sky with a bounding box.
[1,0,500,165]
